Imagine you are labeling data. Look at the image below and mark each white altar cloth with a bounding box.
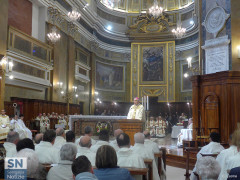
[171,126,184,138]
[181,129,193,140]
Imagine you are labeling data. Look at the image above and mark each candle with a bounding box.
[147,96,149,111]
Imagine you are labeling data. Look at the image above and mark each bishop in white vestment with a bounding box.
[11,115,32,139]
[127,97,145,121]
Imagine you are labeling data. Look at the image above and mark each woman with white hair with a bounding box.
[195,156,221,180]
[47,143,77,180]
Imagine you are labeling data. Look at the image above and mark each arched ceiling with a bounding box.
[99,0,194,13]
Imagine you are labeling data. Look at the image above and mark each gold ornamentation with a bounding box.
[142,88,165,97]
[127,14,173,35]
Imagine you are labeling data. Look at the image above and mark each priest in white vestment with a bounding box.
[47,144,77,180]
[110,129,123,152]
[131,133,160,180]
[216,133,238,180]
[0,109,10,140]
[11,115,32,139]
[75,126,96,146]
[90,129,109,153]
[76,136,96,166]
[3,131,19,157]
[190,132,224,180]
[143,130,160,153]
[35,130,60,164]
[53,128,66,149]
[127,97,145,121]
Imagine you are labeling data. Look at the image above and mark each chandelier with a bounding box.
[68,8,81,21]
[149,0,164,18]
[172,24,186,39]
[47,26,61,44]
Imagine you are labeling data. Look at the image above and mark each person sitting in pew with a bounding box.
[72,155,98,180]
[90,130,110,153]
[94,145,134,180]
[110,129,123,152]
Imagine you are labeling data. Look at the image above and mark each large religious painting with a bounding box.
[142,46,164,82]
[95,61,125,92]
[131,42,175,102]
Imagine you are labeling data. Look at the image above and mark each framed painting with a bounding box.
[140,45,166,84]
[95,61,125,92]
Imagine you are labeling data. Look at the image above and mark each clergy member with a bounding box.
[3,131,19,157]
[110,129,123,151]
[90,129,110,153]
[76,136,96,166]
[53,128,66,149]
[127,97,145,121]
[75,126,96,146]
[16,114,32,139]
[0,109,10,140]
[131,133,160,180]
[190,132,224,180]
[216,132,238,180]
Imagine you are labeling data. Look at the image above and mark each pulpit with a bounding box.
[191,71,240,143]
[117,119,144,145]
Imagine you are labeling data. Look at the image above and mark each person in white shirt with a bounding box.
[110,129,123,152]
[53,128,66,149]
[75,126,96,146]
[77,136,96,166]
[195,156,221,180]
[187,118,193,129]
[216,133,238,180]
[90,129,110,153]
[47,143,77,180]
[35,129,60,164]
[34,133,43,144]
[12,114,32,139]
[143,130,160,153]
[3,131,19,157]
[127,97,145,121]
[191,132,224,180]
[131,132,160,180]
[16,148,39,179]
[117,133,145,168]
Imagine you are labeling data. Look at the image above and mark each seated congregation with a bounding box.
[0,126,164,180]
[2,125,240,180]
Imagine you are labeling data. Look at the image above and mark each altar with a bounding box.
[69,115,143,145]
[69,115,127,135]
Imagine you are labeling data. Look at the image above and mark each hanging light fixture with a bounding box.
[187,57,192,68]
[149,0,164,18]
[68,8,81,21]
[172,23,186,39]
[47,26,61,44]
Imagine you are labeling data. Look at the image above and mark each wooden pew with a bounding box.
[184,147,199,180]
[160,147,166,171]
[144,159,153,180]
[42,164,149,180]
[154,152,162,177]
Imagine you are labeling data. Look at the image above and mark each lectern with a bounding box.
[117,119,144,145]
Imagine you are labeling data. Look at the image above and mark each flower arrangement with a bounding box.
[95,121,111,135]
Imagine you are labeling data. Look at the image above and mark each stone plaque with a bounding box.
[202,35,230,74]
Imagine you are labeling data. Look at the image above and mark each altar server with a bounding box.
[76,136,96,166]
[127,97,145,121]
[90,129,110,153]
[216,133,238,180]
[0,109,10,140]
[131,133,160,180]
[53,128,66,149]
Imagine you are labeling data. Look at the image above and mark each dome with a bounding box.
[99,0,194,13]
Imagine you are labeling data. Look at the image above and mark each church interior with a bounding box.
[0,0,240,179]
